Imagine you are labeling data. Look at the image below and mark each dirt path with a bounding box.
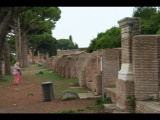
[0,64,105,113]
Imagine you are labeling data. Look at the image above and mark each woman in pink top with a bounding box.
[12,62,21,85]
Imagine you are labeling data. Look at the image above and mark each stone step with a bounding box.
[103,104,131,113]
[78,93,101,99]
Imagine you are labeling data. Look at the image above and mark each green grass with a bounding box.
[57,110,77,114]
[34,68,87,95]
[0,74,13,82]
[96,97,112,105]
[36,69,77,82]
[86,104,104,110]
[84,97,112,111]
[27,93,34,96]
[19,64,88,99]
[57,97,110,113]
[0,64,89,95]
[57,108,85,113]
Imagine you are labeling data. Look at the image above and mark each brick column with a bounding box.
[116,17,141,111]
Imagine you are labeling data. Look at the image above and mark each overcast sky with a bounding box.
[52,7,135,48]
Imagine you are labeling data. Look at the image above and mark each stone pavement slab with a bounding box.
[78,93,101,99]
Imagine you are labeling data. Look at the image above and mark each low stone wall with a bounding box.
[57,48,86,56]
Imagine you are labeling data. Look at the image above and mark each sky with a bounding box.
[52,7,135,48]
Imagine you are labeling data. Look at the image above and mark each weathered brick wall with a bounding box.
[133,35,160,101]
[56,55,69,78]
[105,88,116,104]
[102,48,121,104]
[116,79,134,110]
[44,47,122,95]
[51,56,61,72]
[45,56,55,70]
[75,52,89,87]
[57,49,86,56]
[85,51,102,90]
[92,74,102,95]
[90,50,102,94]
[102,48,121,88]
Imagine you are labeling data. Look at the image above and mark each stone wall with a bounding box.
[102,48,121,88]
[57,48,86,56]
[132,35,160,101]
[45,48,121,94]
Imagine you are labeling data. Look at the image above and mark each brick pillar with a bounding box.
[66,67,70,79]
[92,74,102,95]
[71,67,76,79]
[62,66,65,77]
[116,17,141,111]
[79,70,86,87]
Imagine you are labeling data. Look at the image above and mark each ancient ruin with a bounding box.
[27,17,160,113]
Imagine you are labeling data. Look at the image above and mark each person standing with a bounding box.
[12,62,21,85]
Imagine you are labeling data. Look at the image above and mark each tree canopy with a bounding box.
[87,27,121,53]
[133,7,160,34]
[57,38,78,50]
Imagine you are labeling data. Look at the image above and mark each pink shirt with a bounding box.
[12,65,21,75]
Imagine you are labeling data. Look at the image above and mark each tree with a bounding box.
[57,39,78,50]
[0,7,15,79]
[25,7,61,63]
[9,7,61,66]
[87,27,121,53]
[133,7,159,34]
[0,7,32,78]
[0,7,61,79]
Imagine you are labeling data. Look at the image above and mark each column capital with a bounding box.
[118,17,141,27]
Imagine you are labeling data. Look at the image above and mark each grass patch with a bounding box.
[27,93,34,96]
[57,110,77,114]
[57,108,85,113]
[76,108,84,112]
[84,97,112,111]
[0,75,13,82]
[96,97,112,105]
[70,81,79,87]
[34,68,87,95]
[86,104,104,110]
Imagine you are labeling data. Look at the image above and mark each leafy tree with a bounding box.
[87,27,121,53]
[0,7,61,79]
[20,7,61,66]
[30,33,57,57]
[133,7,159,34]
[7,7,61,66]
[57,39,78,50]
[0,7,16,79]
